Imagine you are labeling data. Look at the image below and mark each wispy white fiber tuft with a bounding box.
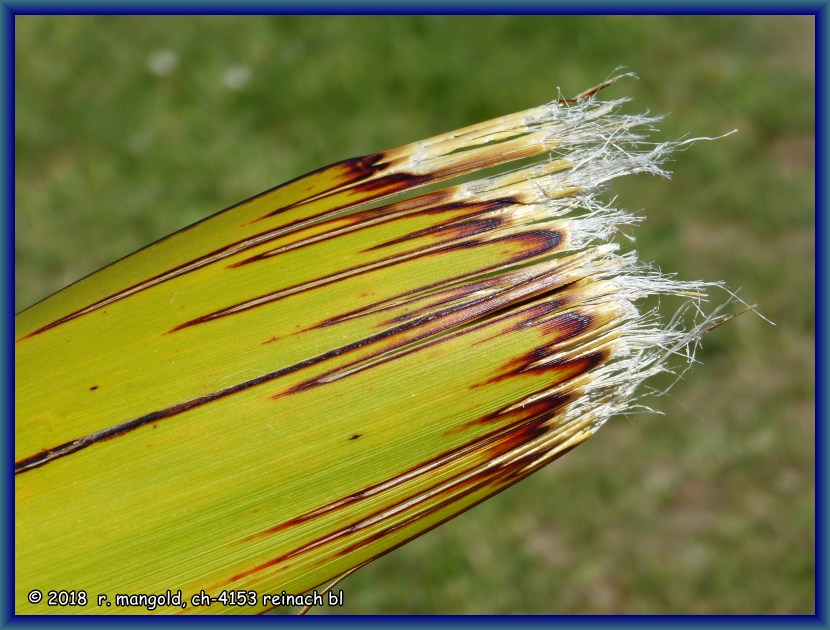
[456,81,750,435]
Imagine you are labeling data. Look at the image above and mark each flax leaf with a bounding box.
[15,77,730,615]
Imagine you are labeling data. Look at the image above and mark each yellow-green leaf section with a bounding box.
[15,78,718,614]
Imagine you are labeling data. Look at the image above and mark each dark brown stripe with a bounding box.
[238,309,595,543]
[307,266,508,332]
[17,160,452,342]
[450,391,574,433]
[16,212,364,341]
[170,230,561,333]
[331,429,586,560]
[311,240,590,335]
[362,198,517,251]
[16,247,565,475]
[475,343,607,390]
[224,415,554,584]
[16,302,466,473]
[17,187,512,343]
[223,417,588,587]
[256,171,431,223]
[240,409,554,543]
[366,216,505,251]
[381,276,505,327]
[229,197,516,268]
[247,152,387,220]
[278,265,580,399]
[255,438,584,608]
[250,152,391,222]
[287,293,593,400]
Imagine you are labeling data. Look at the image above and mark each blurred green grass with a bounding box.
[15,15,814,614]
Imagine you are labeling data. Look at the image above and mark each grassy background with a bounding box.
[15,15,814,614]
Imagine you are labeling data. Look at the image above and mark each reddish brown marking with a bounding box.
[16,236,566,475]
[316,251,578,336]
[256,170,431,223]
[329,440,585,579]
[313,270,505,332]
[476,341,607,391]
[331,466,508,560]
[371,216,505,251]
[326,189,456,233]
[351,172,431,197]
[231,195,510,269]
[240,396,571,547]
[528,310,594,349]
[364,198,517,251]
[239,421,532,541]
[450,391,574,433]
[17,257,556,474]
[557,76,622,105]
[225,414,590,586]
[509,300,586,332]
[529,349,605,380]
[170,230,561,333]
[16,158,455,343]
[336,467,537,558]
[468,311,597,391]
[243,189,461,263]
[383,277,505,327]
[16,323,401,473]
[333,433,588,563]
[278,439,585,597]
[226,415,556,584]
[16,212,364,341]
[280,266,590,401]
[251,153,390,222]
[484,415,551,458]
[252,126,551,228]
